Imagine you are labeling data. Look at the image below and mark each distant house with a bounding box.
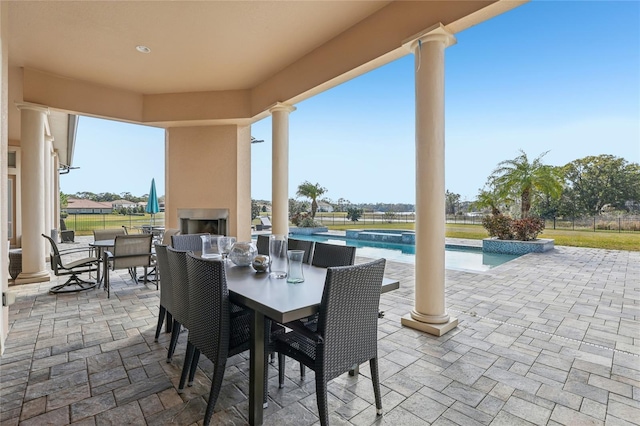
[66,199,113,214]
[111,199,137,209]
[317,201,334,213]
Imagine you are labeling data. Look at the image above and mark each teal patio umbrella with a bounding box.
[146,178,160,225]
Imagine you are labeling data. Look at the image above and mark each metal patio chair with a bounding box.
[42,234,98,294]
[102,234,155,298]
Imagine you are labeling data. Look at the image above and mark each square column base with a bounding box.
[401,314,458,336]
[15,271,51,285]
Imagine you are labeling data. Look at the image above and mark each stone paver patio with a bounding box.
[1,237,638,425]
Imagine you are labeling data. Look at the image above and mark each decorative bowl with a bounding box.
[229,241,257,266]
[252,255,270,273]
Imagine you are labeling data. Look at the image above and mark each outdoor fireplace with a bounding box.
[178,208,228,236]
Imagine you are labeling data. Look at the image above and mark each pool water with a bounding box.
[286,234,521,272]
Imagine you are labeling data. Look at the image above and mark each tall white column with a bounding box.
[270,103,296,236]
[401,24,457,336]
[16,103,50,284]
[44,137,53,241]
[53,151,60,237]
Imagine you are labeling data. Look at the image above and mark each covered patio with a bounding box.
[1,239,637,425]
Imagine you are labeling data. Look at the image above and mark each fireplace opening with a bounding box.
[178,208,228,236]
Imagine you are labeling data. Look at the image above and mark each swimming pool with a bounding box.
[285,234,521,272]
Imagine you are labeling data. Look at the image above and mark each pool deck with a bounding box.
[1,236,638,425]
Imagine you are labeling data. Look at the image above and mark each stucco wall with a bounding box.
[165,125,251,241]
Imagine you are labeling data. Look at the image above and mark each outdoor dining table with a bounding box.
[217,259,400,426]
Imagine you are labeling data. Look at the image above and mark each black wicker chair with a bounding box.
[153,244,174,342]
[276,259,386,426]
[288,238,314,264]
[296,241,356,378]
[171,233,214,251]
[166,247,191,363]
[184,253,281,425]
[311,242,356,268]
[256,234,270,256]
[42,234,98,294]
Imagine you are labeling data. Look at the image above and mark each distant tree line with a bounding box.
[65,191,163,204]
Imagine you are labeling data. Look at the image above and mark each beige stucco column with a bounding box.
[43,136,53,240]
[16,103,50,284]
[53,151,60,236]
[401,24,457,336]
[270,103,296,235]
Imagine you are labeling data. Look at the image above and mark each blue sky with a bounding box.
[61,1,639,203]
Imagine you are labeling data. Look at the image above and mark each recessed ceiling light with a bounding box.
[136,45,151,54]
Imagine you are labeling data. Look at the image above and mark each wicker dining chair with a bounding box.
[182,253,252,425]
[296,241,356,378]
[165,247,191,363]
[171,233,213,251]
[183,253,282,424]
[153,244,174,342]
[256,234,270,256]
[288,238,314,264]
[311,241,356,268]
[275,259,386,426]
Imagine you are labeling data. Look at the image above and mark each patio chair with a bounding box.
[256,234,269,256]
[93,228,126,242]
[153,244,174,342]
[59,218,75,243]
[288,238,314,264]
[275,259,386,426]
[102,234,155,298]
[311,241,356,268]
[171,233,213,251]
[161,228,180,245]
[183,252,281,424]
[42,234,98,294]
[260,216,272,230]
[166,247,191,364]
[297,241,357,378]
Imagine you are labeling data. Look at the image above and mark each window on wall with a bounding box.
[8,151,16,168]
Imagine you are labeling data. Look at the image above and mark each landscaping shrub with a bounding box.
[291,212,321,227]
[511,217,545,241]
[482,214,514,240]
[482,214,545,241]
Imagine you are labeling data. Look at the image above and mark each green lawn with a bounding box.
[326,222,640,252]
[66,213,165,236]
[71,213,638,251]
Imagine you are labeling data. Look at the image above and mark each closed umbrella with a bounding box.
[146,178,160,225]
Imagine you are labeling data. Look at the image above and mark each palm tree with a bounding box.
[490,150,563,218]
[474,188,503,216]
[296,181,327,218]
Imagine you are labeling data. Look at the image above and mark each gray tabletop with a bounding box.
[225,263,399,324]
[90,239,115,248]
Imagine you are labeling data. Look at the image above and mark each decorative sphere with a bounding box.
[229,242,257,266]
[252,255,270,273]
